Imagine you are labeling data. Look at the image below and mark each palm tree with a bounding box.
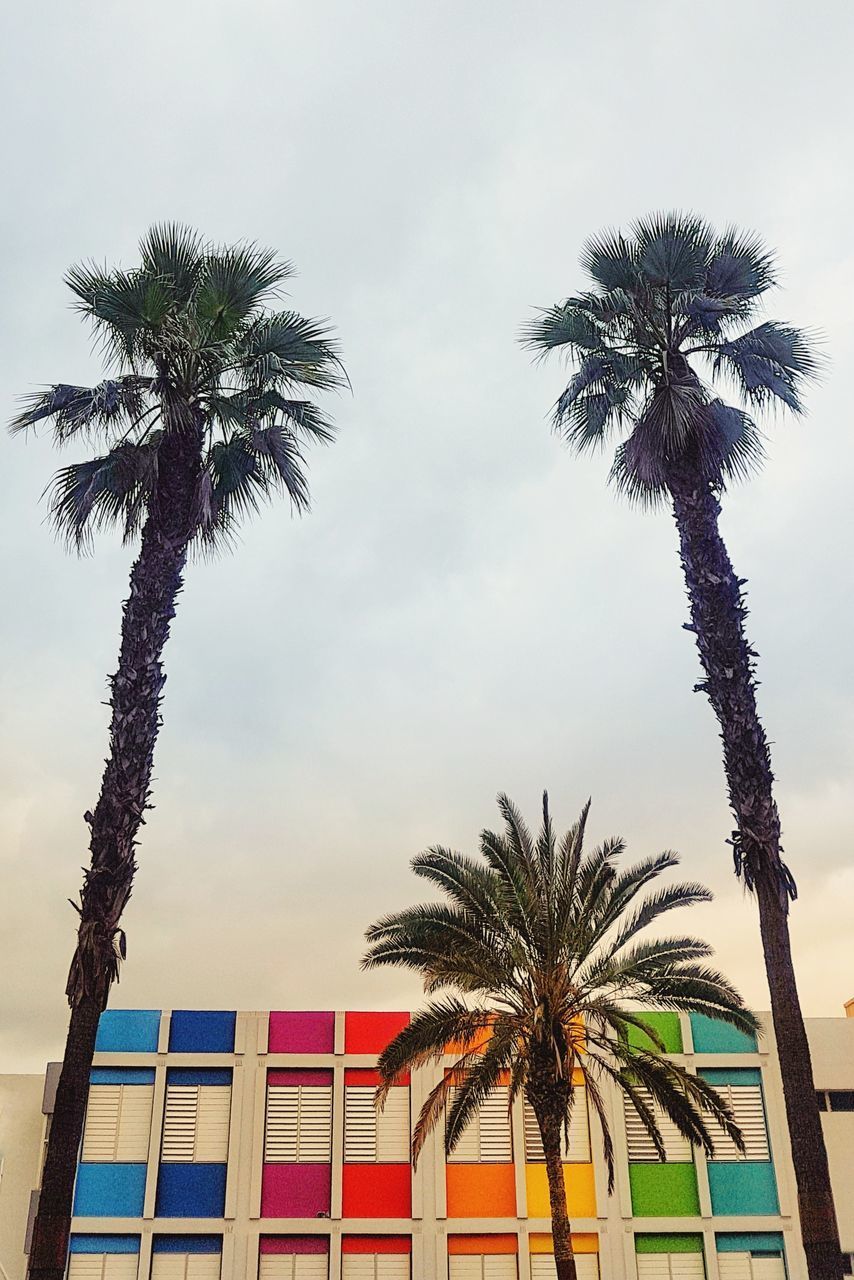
[12,225,344,1280]
[363,793,757,1280]
[521,213,841,1280]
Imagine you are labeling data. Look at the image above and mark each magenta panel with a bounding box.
[268,1069,333,1087]
[261,1165,332,1218]
[260,1237,329,1255]
[269,1012,335,1053]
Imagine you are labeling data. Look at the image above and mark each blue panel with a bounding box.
[153,1237,222,1254]
[91,1068,156,1085]
[717,1233,785,1254]
[96,1011,161,1053]
[155,1165,227,1218]
[70,1237,140,1254]
[707,1163,779,1215]
[166,1068,232,1087]
[73,1165,147,1217]
[700,1067,763,1087]
[168,1011,235,1053]
[690,1014,758,1053]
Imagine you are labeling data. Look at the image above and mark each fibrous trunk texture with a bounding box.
[27,408,203,1280]
[669,463,842,1280]
[528,1072,577,1280]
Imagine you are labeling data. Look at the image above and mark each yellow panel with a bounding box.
[529,1235,598,1255]
[525,1163,596,1218]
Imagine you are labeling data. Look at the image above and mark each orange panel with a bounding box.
[446,1164,517,1218]
[342,1164,412,1218]
[529,1234,598,1255]
[448,1235,518,1255]
[525,1163,596,1218]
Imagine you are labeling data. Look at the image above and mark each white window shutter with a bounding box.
[749,1261,785,1280]
[185,1257,221,1280]
[523,1094,590,1163]
[294,1260,329,1280]
[103,1260,138,1280]
[482,1259,516,1280]
[81,1087,122,1162]
[375,1259,409,1280]
[344,1087,377,1162]
[194,1086,231,1162]
[115,1086,154,1162]
[82,1085,153,1163]
[709,1085,770,1162]
[669,1258,705,1280]
[341,1260,374,1280]
[265,1084,333,1163]
[530,1256,598,1280]
[162,1084,230,1163]
[636,1258,675,1280]
[342,1259,408,1280]
[377,1087,410,1162]
[162,1086,201,1162]
[150,1257,187,1280]
[717,1259,752,1280]
[259,1260,293,1280]
[449,1260,482,1280]
[447,1087,512,1163]
[69,1259,138,1280]
[625,1090,693,1163]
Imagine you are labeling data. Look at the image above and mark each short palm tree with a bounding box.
[522,213,841,1280]
[364,793,757,1280]
[12,225,344,1280]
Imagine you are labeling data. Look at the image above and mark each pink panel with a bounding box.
[269,1012,335,1053]
[260,1237,329,1255]
[261,1165,332,1217]
[268,1068,334,1087]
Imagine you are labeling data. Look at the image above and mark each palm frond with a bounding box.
[46,438,160,550]
[138,223,205,301]
[10,378,154,442]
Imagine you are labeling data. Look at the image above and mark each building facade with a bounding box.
[3,1008,853,1280]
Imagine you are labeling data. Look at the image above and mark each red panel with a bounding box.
[342,1237,412,1254]
[344,1068,410,1087]
[342,1164,411,1218]
[344,1012,410,1054]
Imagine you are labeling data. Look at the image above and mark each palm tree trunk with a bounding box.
[668,463,842,1280]
[531,1103,577,1280]
[27,411,203,1280]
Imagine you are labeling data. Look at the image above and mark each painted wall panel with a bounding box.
[268,1013,335,1054]
[344,1013,409,1054]
[70,1238,141,1254]
[153,1238,222,1253]
[260,1164,332,1217]
[627,1013,683,1055]
[446,1163,517,1218]
[154,1163,228,1217]
[168,1011,236,1053]
[690,1015,757,1054]
[341,1163,412,1217]
[706,1163,779,1215]
[73,1164,147,1217]
[635,1237,704,1253]
[95,1011,160,1053]
[715,1236,784,1254]
[341,1238,412,1253]
[260,1238,330,1254]
[629,1164,700,1216]
[528,1237,598,1256]
[448,1238,517,1255]
[524,1163,596,1218]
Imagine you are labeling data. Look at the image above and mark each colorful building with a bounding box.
[2,1007,853,1280]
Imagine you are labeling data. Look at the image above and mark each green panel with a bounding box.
[629,1163,700,1216]
[628,1012,683,1054]
[636,1234,704,1254]
[707,1162,779,1215]
[716,1233,784,1254]
[690,1013,757,1053]
[699,1067,762,1087]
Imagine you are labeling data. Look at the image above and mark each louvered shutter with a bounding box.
[637,1257,704,1280]
[530,1255,598,1280]
[718,1257,784,1280]
[162,1084,231,1162]
[624,1090,693,1162]
[341,1258,408,1280]
[344,1086,409,1162]
[151,1256,220,1280]
[81,1085,154,1163]
[265,1084,333,1162]
[448,1087,512,1163]
[708,1085,770,1161]
[483,1260,516,1280]
[449,1260,516,1280]
[259,1259,328,1280]
[523,1094,590,1163]
[68,1257,139,1280]
[749,1261,785,1280]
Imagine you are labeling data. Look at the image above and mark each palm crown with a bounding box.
[364,793,758,1189]
[522,212,818,501]
[11,223,343,548]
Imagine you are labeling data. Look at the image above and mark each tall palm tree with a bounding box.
[12,225,344,1280]
[522,213,841,1280]
[364,793,757,1280]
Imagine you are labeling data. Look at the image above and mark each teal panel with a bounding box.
[700,1067,762,1087]
[707,1163,779,1215]
[690,1014,757,1053]
[90,1068,155,1085]
[70,1237,140,1254]
[716,1233,784,1254]
[95,1010,160,1053]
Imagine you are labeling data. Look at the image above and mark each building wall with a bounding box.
[0,1074,44,1280]
[11,1008,854,1280]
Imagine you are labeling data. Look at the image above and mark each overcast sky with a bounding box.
[1,1,852,1072]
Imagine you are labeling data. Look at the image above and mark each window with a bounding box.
[150,1241,221,1280]
[341,1257,409,1279]
[635,1256,704,1279]
[258,1255,328,1280]
[447,1087,512,1163]
[68,1254,138,1280]
[81,1084,154,1163]
[264,1082,333,1163]
[717,1255,785,1280]
[344,1086,409,1163]
[449,1259,517,1280]
[161,1080,231,1163]
[624,1090,693,1163]
[822,1090,854,1112]
[707,1085,770,1162]
[530,1255,598,1280]
[523,1093,590,1163]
